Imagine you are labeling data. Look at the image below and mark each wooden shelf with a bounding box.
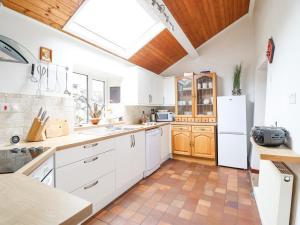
[251,138,300,163]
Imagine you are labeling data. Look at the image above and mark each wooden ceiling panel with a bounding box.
[2,0,84,29]
[163,0,250,48]
[129,29,187,74]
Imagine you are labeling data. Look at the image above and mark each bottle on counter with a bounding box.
[150,109,156,122]
[140,111,147,124]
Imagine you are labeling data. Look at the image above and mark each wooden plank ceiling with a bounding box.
[2,0,249,74]
[129,29,187,74]
[163,0,250,48]
[2,0,84,30]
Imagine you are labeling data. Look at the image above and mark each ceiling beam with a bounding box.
[138,0,199,58]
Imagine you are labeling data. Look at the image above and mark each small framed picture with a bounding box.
[40,47,52,63]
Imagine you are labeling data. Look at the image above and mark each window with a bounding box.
[91,79,105,106]
[63,0,165,58]
[72,73,88,125]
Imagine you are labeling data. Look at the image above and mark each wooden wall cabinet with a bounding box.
[175,73,217,123]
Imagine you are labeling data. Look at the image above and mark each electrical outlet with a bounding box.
[289,93,296,104]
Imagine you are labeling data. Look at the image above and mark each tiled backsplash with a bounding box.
[0,93,74,145]
[123,106,175,124]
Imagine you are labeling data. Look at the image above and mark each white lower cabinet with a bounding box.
[160,124,171,163]
[56,150,115,193]
[115,131,145,195]
[72,171,115,214]
[55,131,147,221]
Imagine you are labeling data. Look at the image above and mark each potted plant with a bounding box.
[88,103,105,125]
[232,64,242,96]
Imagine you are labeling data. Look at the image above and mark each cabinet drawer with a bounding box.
[72,171,115,206]
[56,138,115,168]
[194,118,202,123]
[56,150,115,193]
[172,125,191,131]
[209,118,216,123]
[181,117,188,122]
[187,118,194,122]
[201,118,209,123]
[192,126,214,133]
[175,117,181,122]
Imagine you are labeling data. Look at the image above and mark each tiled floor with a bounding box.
[84,159,261,225]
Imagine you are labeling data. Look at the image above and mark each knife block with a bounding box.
[27,118,47,142]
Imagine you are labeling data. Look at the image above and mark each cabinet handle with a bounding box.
[149,94,151,104]
[133,134,135,148]
[84,180,99,190]
[83,143,98,149]
[130,135,133,148]
[161,127,163,136]
[84,156,98,164]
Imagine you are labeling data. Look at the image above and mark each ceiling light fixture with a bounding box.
[151,0,174,31]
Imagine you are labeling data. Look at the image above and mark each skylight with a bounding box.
[64,0,165,58]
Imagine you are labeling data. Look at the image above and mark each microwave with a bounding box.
[156,112,174,122]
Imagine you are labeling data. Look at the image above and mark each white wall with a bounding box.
[252,1,300,224]
[161,16,256,102]
[0,6,132,96]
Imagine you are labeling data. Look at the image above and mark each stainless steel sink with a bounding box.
[79,125,140,136]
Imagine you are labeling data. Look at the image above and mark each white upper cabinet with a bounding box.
[121,67,163,106]
[163,77,175,106]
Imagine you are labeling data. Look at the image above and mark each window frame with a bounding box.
[91,78,106,107]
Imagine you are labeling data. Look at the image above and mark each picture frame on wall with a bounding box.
[39,47,52,63]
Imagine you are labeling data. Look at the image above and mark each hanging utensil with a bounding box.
[36,64,46,96]
[64,67,71,96]
[54,65,61,93]
[46,64,50,91]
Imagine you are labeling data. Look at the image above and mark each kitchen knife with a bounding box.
[37,107,43,119]
[41,111,47,121]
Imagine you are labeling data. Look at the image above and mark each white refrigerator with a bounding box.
[217,95,248,169]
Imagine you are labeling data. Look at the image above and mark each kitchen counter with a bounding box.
[0,122,171,225]
[0,174,92,225]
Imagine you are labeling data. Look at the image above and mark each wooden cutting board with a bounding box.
[45,119,69,138]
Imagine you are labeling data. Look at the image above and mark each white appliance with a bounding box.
[254,161,293,225]
[217,95,248,169]
[156,111,174,122]
[30,156,54,187]
[144,128,161,177]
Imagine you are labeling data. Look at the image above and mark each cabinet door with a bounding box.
[194,73,217,118]
[131,131,145,177]
[161,125,171,162]
[172,131,191,155]
[176,76,194,117]
[191,132,215,158]
[163,77,175,106]
[115,134,133,190]
[151,75,163,105]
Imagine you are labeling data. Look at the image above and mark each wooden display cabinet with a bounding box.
[175,72,217,123]
[175,75,194,119]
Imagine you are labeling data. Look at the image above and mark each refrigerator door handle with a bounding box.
[218,131,246,135]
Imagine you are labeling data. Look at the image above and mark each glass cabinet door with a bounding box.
[176,77,193,116]
[195,75,215,117]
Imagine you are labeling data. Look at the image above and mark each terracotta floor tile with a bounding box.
[85,218,108,225]
[83,160,261,225]
[130,212,146,224]
[171,199,185,208]
[178,209,193,220]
